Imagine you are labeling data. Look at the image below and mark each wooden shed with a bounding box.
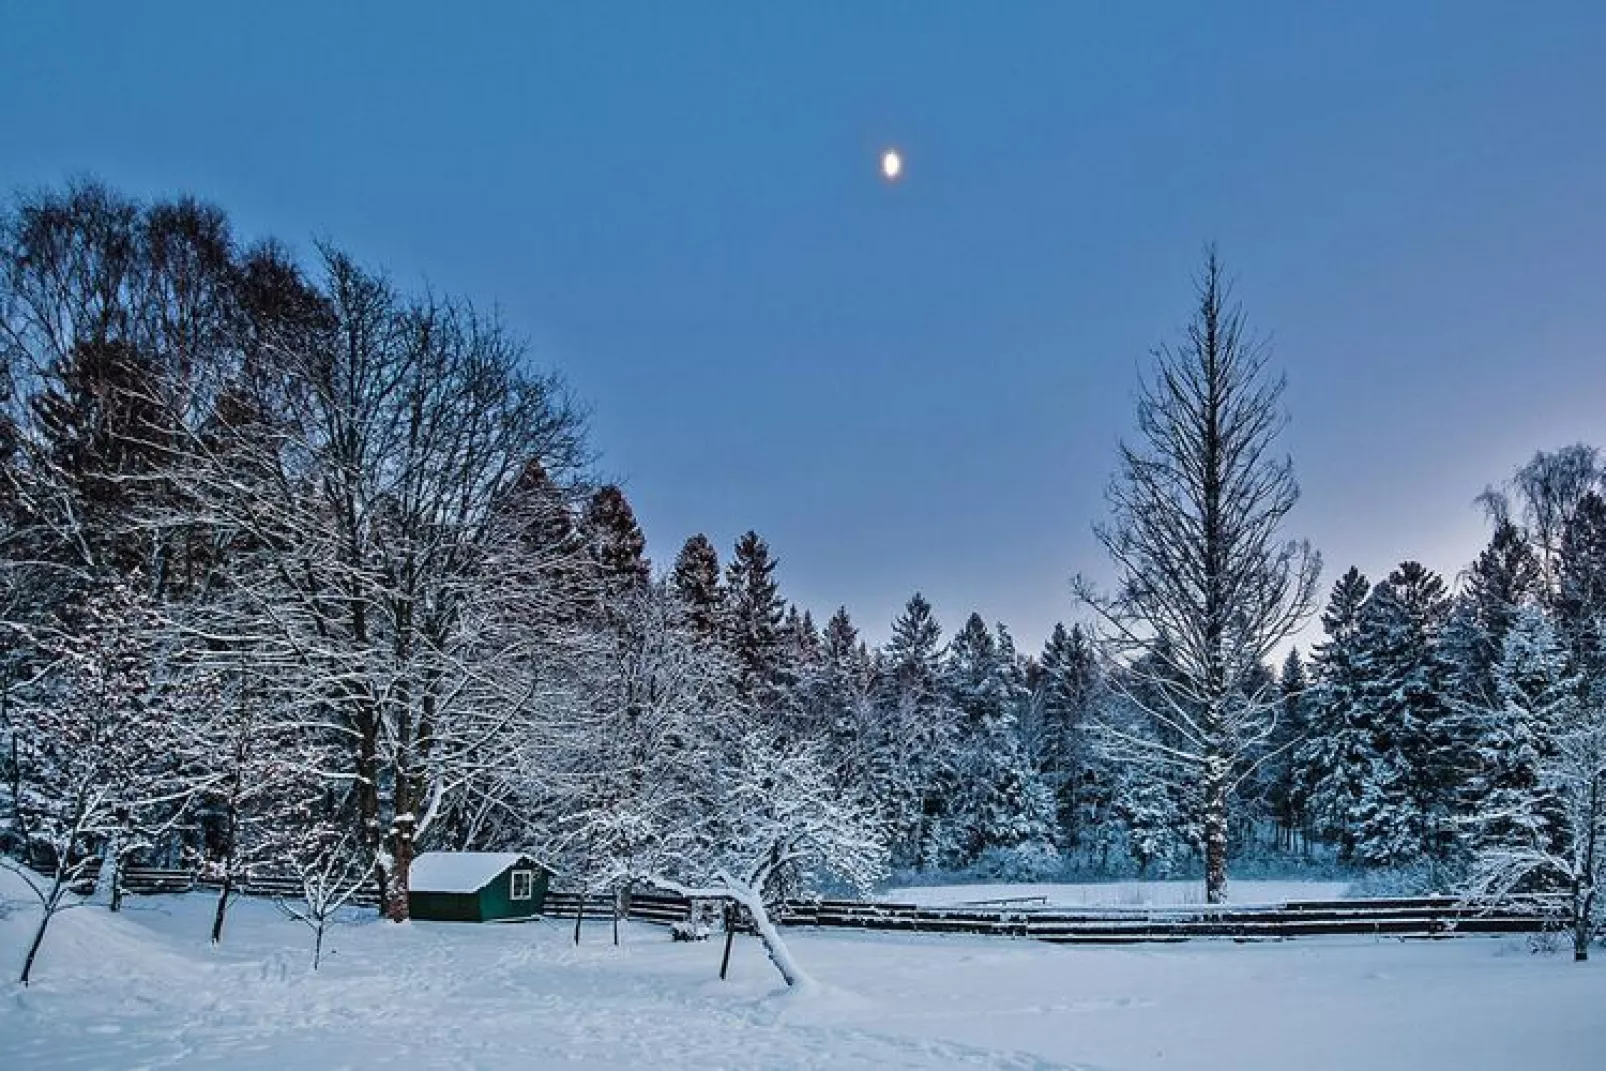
[408,852,552,922]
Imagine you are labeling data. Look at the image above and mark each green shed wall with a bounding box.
[479,864,549,920]
[409,890,483,922]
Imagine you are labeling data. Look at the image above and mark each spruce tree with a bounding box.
[1032,623,1101,851]
[1557,492,1606,657]
[32,339,174,575]
[875,593,957,868]
[1299,568,1374,860]
[1448,521,1544,705]
[722,530,787,704]
[1465,604,1574,866]
[926,614,1054,871]
[583,484,650,600]
[814,607,875,793]
[1259,648,1311,851]
[1349,562,1460,870]
[669,533,723,637]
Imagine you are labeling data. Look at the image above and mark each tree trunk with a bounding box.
[1203,757,1229,905]
[19,908,53,986]
[384,816,415,922]
[95,818,128,911]
[740,892,813,989]
[210,874,233,944]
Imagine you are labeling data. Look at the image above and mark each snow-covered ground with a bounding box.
[3,872,1603,1069]
[881,880,1354,909]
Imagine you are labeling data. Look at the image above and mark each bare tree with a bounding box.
[1075,248,1319,903]
[276,819,374,971]
[1479,445,1604,594]
[171,248,591,920]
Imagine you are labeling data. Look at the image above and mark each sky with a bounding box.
[3,2,1604,652]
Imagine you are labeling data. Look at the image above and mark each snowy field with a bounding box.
[881,880,1354,909]
[3,874,1604,1069]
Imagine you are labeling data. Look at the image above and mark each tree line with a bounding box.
[1,181,1602,982]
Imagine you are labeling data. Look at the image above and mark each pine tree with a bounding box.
[938,615,1008,865]
[1259,648,1311,851]
[1447,521,1544,705]
[722,531,787,705]
[31,339,175,575]
[1299,568,1374,860]
[1464,604,1574,866]
[874,593,957,868]
[669,534,723,638]
[583,485,650,598]
[1350,562,1460,871]
[1030,623,1101,850]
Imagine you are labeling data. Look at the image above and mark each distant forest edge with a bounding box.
[1,181,1603,983]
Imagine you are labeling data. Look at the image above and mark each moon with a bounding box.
[881,149,903,181]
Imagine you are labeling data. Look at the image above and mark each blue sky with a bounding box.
[3,2,1603,650]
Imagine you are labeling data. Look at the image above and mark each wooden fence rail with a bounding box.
[775,894,1567,943]
[86,866,1570,945]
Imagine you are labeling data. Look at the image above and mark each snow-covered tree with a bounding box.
[2,581,189,982]
[276,816,374,971]
[170,636,336,944]
[1256,648,1312,851]
[872,593,958,868]
[722,530,788,707]
[1027,622,1101,850]
[1299,568,1374,859]
[1465,628,1606,960]
[1347,562,1460,871]
[556,583,733,900]
[582,484,650,608]
[647,726,887,989]
[1462,605,1574,867]
[173,250,591,921]
[1444,521,1544,708]
[939,615,1057,873]
[1075,249,1320,902]
[669,534,723,638]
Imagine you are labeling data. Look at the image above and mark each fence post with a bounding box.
[719,902,736,980]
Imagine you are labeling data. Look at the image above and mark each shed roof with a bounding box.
[410,852,542,894]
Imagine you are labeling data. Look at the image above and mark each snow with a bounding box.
[408,852,538,894]
[3,871,1604,1069]
[881,880,1356,909]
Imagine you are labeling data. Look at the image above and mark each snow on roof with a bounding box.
[409,852,542,894]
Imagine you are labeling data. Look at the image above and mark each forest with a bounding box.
[2,180,1603,981]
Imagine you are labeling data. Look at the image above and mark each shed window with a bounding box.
[510,870,534,900]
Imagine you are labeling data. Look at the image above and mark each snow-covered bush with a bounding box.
[973,842,1062,883]
[668,919,710,942]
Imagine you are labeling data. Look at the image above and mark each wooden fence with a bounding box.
[776,894,1566,943]
[94,867,1568,945]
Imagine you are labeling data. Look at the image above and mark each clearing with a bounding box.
[2,871,1602,1069]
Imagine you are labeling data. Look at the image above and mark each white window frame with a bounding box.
[510,870,534,901]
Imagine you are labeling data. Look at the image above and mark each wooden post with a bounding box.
[719,901,736,980]
[572,890,584,945]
